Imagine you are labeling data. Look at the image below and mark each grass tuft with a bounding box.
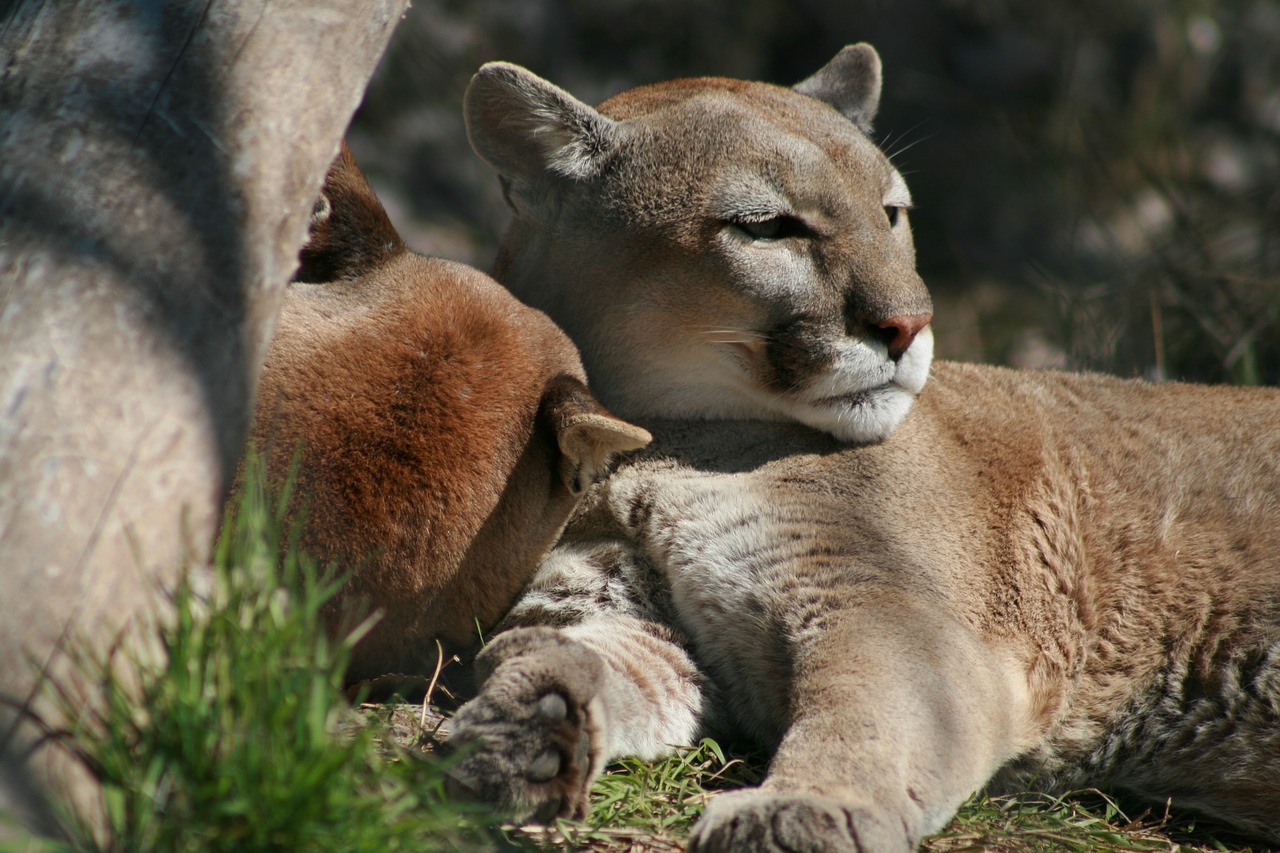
[507,739,761,851]
[929,790,1188,852]
[23,456,495,852]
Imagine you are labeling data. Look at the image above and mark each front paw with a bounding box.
[445,627,605,821]
[689,789,911,853]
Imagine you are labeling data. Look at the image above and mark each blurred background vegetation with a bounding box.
[350,0,1279,384]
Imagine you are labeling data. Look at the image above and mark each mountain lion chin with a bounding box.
[789,382,920,444]
[790,327,933,443]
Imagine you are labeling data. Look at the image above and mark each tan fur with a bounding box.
[245,145,649,682]
[444,48,1280,850]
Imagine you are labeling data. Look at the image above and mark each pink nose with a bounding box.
[877,313,932,358]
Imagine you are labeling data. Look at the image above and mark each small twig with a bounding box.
[420,638,446,728]
[1149,290,1165,380]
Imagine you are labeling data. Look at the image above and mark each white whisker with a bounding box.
[696,327,768,337]
[697,328,773,348]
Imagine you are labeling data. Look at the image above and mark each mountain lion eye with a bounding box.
[884,205,903,227]
[734,215,809,241]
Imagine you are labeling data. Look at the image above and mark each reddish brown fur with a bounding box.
[245,146,647,681]
[294,142,404,283]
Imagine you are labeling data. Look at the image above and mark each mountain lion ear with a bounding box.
[793,43,882,134]
[294,142,405,283]
[540,375,651,495]
[465,62,621,215]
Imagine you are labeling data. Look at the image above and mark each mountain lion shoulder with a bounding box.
[445,45,1280,851]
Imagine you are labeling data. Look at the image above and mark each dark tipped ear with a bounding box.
[539,375,651,495]
[294,141,405,284]
[464,62,621,216]
[793,43,882,134]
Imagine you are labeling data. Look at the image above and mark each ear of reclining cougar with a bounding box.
[542,374,652,494]
[464,41,883,205]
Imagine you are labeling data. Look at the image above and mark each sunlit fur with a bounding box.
[448,46,1280,852]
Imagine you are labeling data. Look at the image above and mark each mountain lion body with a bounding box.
[446,47,1280,850]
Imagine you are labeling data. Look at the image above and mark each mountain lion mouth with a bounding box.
[779,326,934,442]
[677,322,936,443]
[815,390,871,407]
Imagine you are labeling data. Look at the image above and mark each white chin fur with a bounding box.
[789,383,919,443]
[790,326,933,443]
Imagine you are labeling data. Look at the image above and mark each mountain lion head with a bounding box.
[248,144,649,680]
[465,44,932,443]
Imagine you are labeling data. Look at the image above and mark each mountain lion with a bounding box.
[445,45,1280,850]
[246,144,649,682]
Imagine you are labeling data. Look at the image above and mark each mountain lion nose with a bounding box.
[876,313,932,358]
